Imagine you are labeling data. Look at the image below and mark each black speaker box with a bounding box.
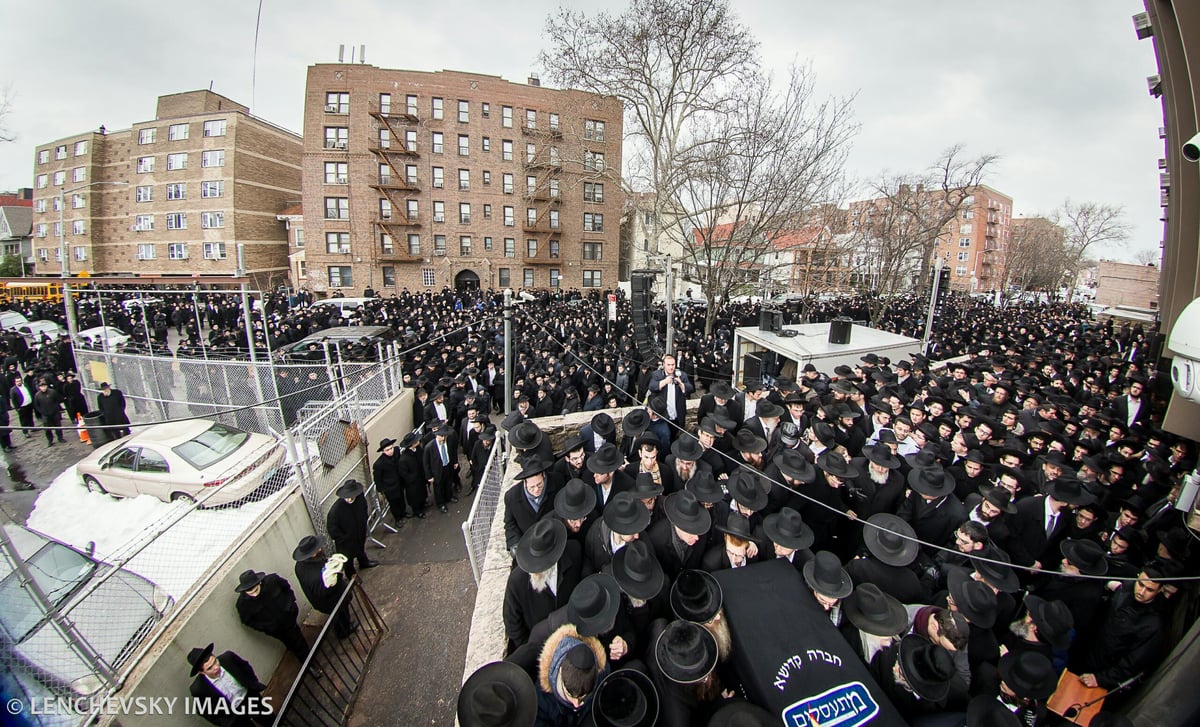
[829,317,852,345]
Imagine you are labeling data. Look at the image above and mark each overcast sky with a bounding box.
[0,0,1163,261]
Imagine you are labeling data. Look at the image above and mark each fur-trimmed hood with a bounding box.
[537,623,608,694]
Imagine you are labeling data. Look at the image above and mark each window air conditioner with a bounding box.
[325,105,340,113]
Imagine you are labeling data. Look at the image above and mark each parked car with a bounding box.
[76,326,131,351]
[0,310,30,330]
[0,523,173,697]
[15,320,67,345]
[76,419,286,507]
[272,325,396,363]
[309,297,375,320]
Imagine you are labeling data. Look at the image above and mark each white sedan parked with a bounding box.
[76,420,286,507]
[76,326,131,351]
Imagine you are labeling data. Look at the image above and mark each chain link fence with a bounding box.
[461,433,509,583]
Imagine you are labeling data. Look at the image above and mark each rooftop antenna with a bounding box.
[338,44,345,63]
[360,44,366,64]
[251,0,263,110]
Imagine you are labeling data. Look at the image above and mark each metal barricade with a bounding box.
[460,433,508,582]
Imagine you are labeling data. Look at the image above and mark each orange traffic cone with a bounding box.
[77,414,90,445]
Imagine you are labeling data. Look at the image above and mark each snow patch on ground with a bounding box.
[27,467,280,599]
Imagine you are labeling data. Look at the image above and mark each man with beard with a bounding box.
[1076,567,1167,694]
[853,443,906,518]
[897,462,967,559]
[964,485,1016,549]
[848,514,924,605]
[552,434,592,487]
[647,491,712,581]
[503,455,556,554]
[669,569,736,670]
[583,491,649,576]
[503,519,582,652]
[554,478,598,546]
[1007,477,1091,570]
[292,536,355,639]
[803,551,854,627]
[948,450,992,502]
[1001,595,1073,666]
[587,443,634,510]
[610,539,670,658]
[661,434,710,495]
[1028,538,1109,640]
[730,428,768,473]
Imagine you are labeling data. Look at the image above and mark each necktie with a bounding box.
[1046,513,1057,538]
[440,442,449,466]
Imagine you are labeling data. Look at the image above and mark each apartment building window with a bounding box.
[203,119,227,137]
[433,201,445,223]
[406,200,419,220]
[550,269,560,288]
[326,232,351,253]
[324,127,349,149]
[138,128,157,144]
[526,175,537,195]
[481,102,490,118]
[380,233,394,254]
[549,113,560,132]
[377,129,392,149]
[460,203,471,224]
[957,251,969,262]
[962,209,974,220]
[53,171,66,186]
[407,233,421,254]
[583,213,604,232]
[460,236,472,255]
[503,173,514,194]
[325,92,350,114]
[135,215,154,231]
[167,183,187,200]
[504,238,515,257]
[136,186,153,202]
[405,164,418,185]
[38,248,49,261]
[498,268,510,287]
[328,265,352,287]
[583,242,603,260]
[503,206,514,226]
[377,164,392,185]
[52,198,61,212]
[382,266,395,287]
[525,109,537,129]
[502,140,513,161]
[38,150,49,164]
[380,199,392,220]
[526,143,536,164]
[584,182,604,203]
[72,220,85,235]
[168,243,189,260]
[583,270,602,287]
[523,269,534,287]
[35,199,45,213]
[405,94,418,116]
[432,166,444,189]
[526,208,537,226]
[201,150,225,167]
[584,151,605,172]
[166,153,187,170]
[325,161,349,184]
[201,211,225,229]
[55,145,67,160]
[203,242,227,259]
[324,197,349,219]
[166,213,186,230]
[549,179,560,198]
[422,268,435,286]
[483,204,492,219]
[483,236,493,250]
[36,174,47,189]
[72,247,86,262]
[482,170,491,185]
[955,266,967,276]
[549,210,559,229]
[458,100,469,123]
[295,230,304,248]
[526,238,538,257]
[52,227,62,243]
[74,140,88,156]
[137,244,156,260]
[459,169,470,191]
[502,106,513,128]
[432,132,444,154]
[72,194,85,209]
[432,97,444,120]
[959,223,972,234]
[379,93,392,114]
[481,137,491,152]
[549,240,560,258]
[434,235,446,255]
[584,119,606,141]
[458,134,469,156]
[168,123,189,141]
[405,130,418,152]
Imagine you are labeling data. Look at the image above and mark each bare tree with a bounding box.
[1005,216,1071,292]
[1060,199,1130,300]
[0,84,14,143]
[1134,247,1161,266]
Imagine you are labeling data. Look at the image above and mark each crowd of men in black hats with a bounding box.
[457,297,1192,726]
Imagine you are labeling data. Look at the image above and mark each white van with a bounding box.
[309,297,374,320]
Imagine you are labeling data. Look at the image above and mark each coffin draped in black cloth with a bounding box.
[713,558,906,726]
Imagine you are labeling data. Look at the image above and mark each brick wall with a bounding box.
[1096,260,1161,309]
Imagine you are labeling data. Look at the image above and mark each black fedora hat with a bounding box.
[974,550,1020,593]
[587,444,625,474]
[611,540,665,601]
[671,568,724,623]
[500,411,526,432]
[898,636,954,702]
[907,463,955,497]
[863,514,919,567]
[632,435,662,454]
[655,620,718,684]
[376,437,398,452]
[979,485,1018,515]
[568,574,622,637]
[509,422,544,451]
[763,507,814,551]
[803,550,853,600]
[515,518,568,574]
[709,409,737,431]
[731,429,767,454]
[647,396,669,419]
[629,472,665,499]
[603,492,652,535]
[708,701,775,727]
[1045,476,1093,506]
[234,569,267,594]
[816,450,860,480]
[727,471,768,511]
[843,583,909,637]
[555,479,597,520]
[515,455,554,481]
[756,400,783,419]
[592,668,659,727]
[774,449,816,483]
[555,433,587,458]
[709,381,736,400]
[997,650,1058,701]
[965,695,1020,727]
[685,472,725,504]
[863,443,901,469]
[664,491,712,536]
[187,642,215,676]
[622,409,650,436]
[292,535,325,561]
[716,512,758,542]
[670,435,703,462]
[591,412,616,437]
[1059,538,1108,576]
[947,567,997,629]
[1024,595,1073,650]
[457,660,537,727]
[400,430,422,449]
[336,479,364,499]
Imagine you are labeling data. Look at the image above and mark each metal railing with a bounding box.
[461,433,508,582]
[271,577,388,727]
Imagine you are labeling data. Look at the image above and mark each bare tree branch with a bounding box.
[0,84,15,143]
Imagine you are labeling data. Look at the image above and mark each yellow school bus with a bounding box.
[1,281,64,305]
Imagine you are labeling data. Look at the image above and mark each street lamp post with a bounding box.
[57,180,127,339]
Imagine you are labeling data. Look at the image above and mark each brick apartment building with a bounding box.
[30,90,301,287]
[300,64,623,295]
[1096,259,1161,309]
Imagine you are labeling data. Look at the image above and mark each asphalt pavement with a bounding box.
[0,423,95,526]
